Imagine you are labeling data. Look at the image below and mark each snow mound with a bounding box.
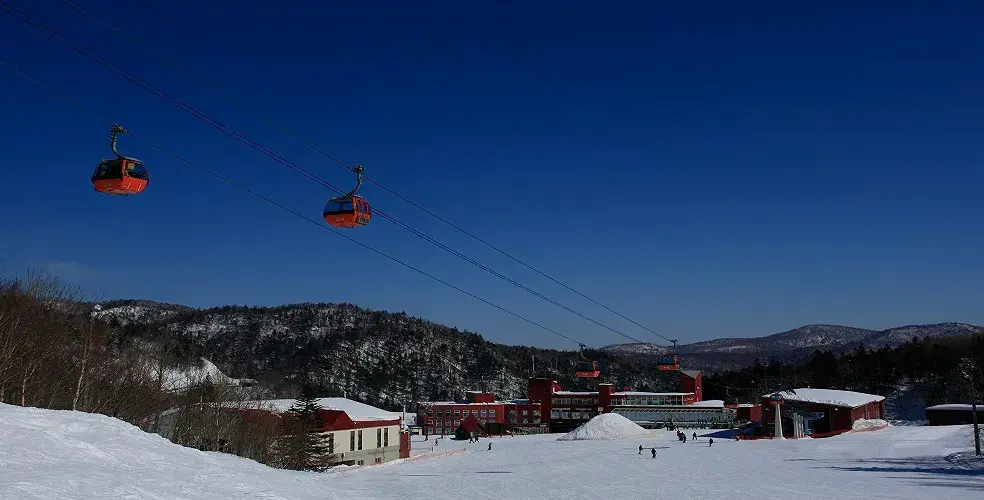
[0,403,336,500]
[852,418,890,432]
[557,413,652,441]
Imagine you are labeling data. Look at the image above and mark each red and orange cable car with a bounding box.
[323,165,372,228]
[656,340,681,371]
[91,124,149,195]
[573,344,601,378]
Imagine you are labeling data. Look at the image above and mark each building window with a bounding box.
[328,433,334,454]
[377,428,382,448]
[350,431,355,451]
[384,428,389,447]
[463,410,469,415]
[357,460,364,466]
[358,430,363,451]
[480,410,488,416]
[454,409,460,416]
[375,457,382,464]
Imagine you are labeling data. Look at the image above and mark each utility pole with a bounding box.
[960,358,981,456]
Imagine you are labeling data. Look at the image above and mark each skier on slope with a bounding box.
[693,431,697,441]
[639,444,643,454]
[709,438,714,447]
[651,447,657,458]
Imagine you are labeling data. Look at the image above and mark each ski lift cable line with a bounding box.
[1,0,652,347]
[56,0,680,347]
[0,57,588,349]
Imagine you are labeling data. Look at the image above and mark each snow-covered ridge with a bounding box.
[601,322,983,358]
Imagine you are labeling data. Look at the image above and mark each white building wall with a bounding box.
[326,424,402,466]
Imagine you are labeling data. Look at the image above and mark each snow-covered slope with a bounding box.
[2,404,981,500]
[0,403,335,500]
[157,357,256,390]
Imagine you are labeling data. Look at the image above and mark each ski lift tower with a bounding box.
[769,392,785,440]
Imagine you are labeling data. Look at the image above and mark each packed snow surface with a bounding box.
[556,413,653,441]
[770,388,885,408]
[2,403,983,500]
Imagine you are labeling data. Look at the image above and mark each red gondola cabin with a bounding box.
[575,360,600,378]
[91,158,149,195]
[323,195,372,228]
[657,354,680,371]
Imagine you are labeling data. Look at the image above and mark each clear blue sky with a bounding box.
[1,1,981,349]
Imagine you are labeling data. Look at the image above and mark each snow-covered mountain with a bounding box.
[92,300,681,411]
[601,322,984,368]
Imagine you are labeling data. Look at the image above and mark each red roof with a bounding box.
[459,413,485,433]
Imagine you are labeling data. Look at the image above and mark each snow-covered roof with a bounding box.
[690,400,725,408]
[926,404,984,411]
[737,403,758,408]
[250,397,400,421]
[553,391,599,396]
[423,401,504,406]
[766,388,885,408]
[614,392,691,397]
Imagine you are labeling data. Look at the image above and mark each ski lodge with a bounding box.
[761,388,886,438]
[418,370,736,436]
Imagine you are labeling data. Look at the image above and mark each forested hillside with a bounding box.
[95,300,683,410]
[703,333,984,419]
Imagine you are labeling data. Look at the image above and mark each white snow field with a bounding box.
[2,403,983,500]
[556,413,655,441]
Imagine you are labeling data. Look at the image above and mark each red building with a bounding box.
[726,403,763,426]
[418,370,724,435]
[761,388,885,438]
[419,391,511,437]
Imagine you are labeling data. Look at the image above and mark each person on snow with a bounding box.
[693,432,698,441]
[651,448,657,458]
[488,442,492,451]
[638,444,643,454]
[709,438,714,447]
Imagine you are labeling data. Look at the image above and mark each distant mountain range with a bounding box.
[602,322,984,370]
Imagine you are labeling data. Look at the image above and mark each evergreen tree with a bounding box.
[279,384,334,471]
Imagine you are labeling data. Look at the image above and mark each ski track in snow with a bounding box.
[1,403,982,500]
